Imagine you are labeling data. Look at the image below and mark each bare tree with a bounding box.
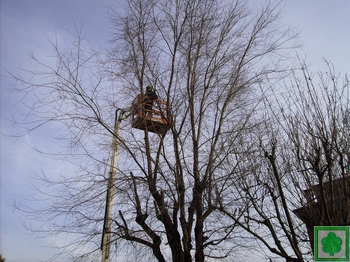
[219,60,349,261]
[9,0,299,261]
[278,60,350,253]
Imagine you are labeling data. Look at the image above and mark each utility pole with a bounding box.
[100,95,170,261]
[101,108,130,262]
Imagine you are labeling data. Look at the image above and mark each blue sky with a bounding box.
[1,0,350,261]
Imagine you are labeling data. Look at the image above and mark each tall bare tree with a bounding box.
[277,60,350,253]
[219,60,349,261]
[10,0,298,261]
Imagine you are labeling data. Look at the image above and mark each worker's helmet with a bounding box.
[146,84,153,91]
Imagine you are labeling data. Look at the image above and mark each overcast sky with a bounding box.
[1,0,350,261]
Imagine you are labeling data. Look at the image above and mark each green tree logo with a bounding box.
[322,232,342,256]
